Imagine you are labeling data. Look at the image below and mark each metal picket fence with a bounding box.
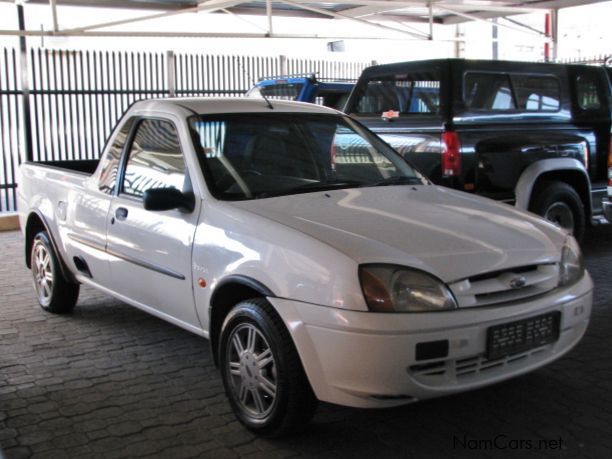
[0,47,371,213]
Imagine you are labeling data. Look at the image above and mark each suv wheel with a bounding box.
[530,181,585,241]
[219,298,317,437]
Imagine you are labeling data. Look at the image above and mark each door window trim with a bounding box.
[116,116,186,200]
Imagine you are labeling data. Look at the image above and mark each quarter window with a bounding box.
[122,119,186,198]
[576,73,602,110]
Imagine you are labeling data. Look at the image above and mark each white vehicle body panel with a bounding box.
[17,98,593,409]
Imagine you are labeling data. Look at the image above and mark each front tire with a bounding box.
[31,231,79,313]
[530,181,585,241]
[219,298,317,437]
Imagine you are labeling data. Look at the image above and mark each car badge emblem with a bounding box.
[509,276,527,289]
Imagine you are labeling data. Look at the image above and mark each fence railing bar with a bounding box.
[0,46,372,213]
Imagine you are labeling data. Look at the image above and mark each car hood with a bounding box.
[229,185,566,282]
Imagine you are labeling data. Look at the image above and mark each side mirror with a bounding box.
[143,187,195,212]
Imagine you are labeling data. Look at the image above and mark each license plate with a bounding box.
[486,311,561,360]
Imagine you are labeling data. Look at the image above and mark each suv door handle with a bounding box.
[115,207,128,221]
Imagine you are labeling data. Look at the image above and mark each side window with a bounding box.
[465,72,561,112]
[98,118,135,195]
[122,119,186,198]
[576,73,602,110]
[464,73,515,111]
[512,75,560,111]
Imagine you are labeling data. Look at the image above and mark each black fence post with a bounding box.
[17,3,33,163]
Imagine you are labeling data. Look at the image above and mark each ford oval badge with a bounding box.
[509,276,527,289]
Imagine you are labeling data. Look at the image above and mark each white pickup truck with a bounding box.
[18,98,593,436]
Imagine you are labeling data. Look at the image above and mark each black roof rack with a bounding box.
[257,73,356,83]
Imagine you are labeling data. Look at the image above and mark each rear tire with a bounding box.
[31,231,79,313]
[530,181,585,241]
[219,298,317,437]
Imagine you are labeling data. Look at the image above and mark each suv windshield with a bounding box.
[189,113,425,200]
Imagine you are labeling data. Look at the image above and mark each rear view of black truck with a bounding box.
[344,59,612,240]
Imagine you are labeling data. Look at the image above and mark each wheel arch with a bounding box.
[208,275,275,367]
[514,158,591,218]
[24,211,76,282]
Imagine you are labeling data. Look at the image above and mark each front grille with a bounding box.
[409,345,550,384]
[448,264,559,308]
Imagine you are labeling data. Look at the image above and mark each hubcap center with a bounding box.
[240,352,260,388]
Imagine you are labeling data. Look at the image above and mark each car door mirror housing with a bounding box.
[143,187,195,212]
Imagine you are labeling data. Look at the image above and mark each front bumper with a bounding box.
[268,273,593,408]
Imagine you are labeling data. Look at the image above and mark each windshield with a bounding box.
[189,113,426,200]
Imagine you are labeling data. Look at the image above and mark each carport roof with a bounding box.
[3,0,608,40]
[17,0,608,24]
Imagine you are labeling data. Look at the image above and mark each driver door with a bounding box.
[106,117,201,329]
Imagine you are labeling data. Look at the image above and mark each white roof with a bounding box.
[131,96,340,116]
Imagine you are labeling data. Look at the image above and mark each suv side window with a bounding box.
[576,73,602,110]
[122,119,186,198]
[354,72,441,115]
[464,72,560,112]
[464,73,515,110]
[98,117,135,195]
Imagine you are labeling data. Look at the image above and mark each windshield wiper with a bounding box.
[290,180,365,192]
[251,180,364,199]
[371,176,423,187]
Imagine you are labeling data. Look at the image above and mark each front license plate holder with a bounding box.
[486,311,561,360]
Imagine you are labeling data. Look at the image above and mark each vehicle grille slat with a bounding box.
[409,345,551,382]
[449,264,559,308]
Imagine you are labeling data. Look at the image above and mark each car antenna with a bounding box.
[237,58,274,110]
[260,91,275,110]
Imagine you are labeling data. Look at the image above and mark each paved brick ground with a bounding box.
[1,227,611,458]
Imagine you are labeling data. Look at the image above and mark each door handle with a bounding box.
[115,207,128,221]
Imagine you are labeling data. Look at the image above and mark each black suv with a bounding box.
[344,59,612,239]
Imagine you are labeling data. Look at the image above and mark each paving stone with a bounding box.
[1,227,612,458]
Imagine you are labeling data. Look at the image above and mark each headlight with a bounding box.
[359,265,457,312]
[559,236,584,287]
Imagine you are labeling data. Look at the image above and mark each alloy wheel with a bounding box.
[226,323,278,419]
[32,241,54,306]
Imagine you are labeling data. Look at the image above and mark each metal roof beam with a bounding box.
[13,0,199,10]
[501,16,545,35]
[225,7,330,19]
[0,29,464,40]
[49,0,59,32]
[515,0,605,9]
[334,1,541,15]
[277,0,431,39]
[266,0,273,35]
[442,0,606,24]
[60,0,247,33]
[437,4,546,37]
[220,8,268,32]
